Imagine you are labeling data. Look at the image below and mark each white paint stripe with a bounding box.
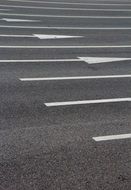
[1,5,131,11]
[0,25,131,30]
[1,45,131,49]
[2,18,40,22]
[93,134,131,141]
[78,57,131,64]
[1,58,131,63]
[45,98,131,107]
[33,34,83,39]
[0,59,79,63]
[8,0,131,6]
[0,34,34,38]
[0,34,82,39]
[20,75,131,81]
[0,13,131,19]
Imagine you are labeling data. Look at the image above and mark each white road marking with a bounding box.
[0,34,82,39]
[0,34,34,38]
[45,98,131,107]
[0,25,131,30]
[1,5,131,11]
[20,75,131,81]
[1,45,131,48]
[78,57,131,64]
[1,58,131,63]
[0,59,79,63]
[0,13,131,19]
[8,0,131,6]
[33,34,83,39]
[93,134,131,141]
[2,18,40,22]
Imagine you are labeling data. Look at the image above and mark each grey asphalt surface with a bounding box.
[0,0,131,190]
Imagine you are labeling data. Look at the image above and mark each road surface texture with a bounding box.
[0,0,131,189]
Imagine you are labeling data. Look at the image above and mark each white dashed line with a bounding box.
[0,59,79,63]
[93,134,131,141]
[33,34,83,39]
[20,75,131,81]
[45,98,131,107]
[1,18,40,22]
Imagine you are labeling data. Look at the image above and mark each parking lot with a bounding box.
[0,0,131,189]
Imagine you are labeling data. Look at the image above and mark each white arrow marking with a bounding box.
[2,18,40,22]
[78,57,131,64]
[1,58,131,64]
[45,98,131,107]
[33,34,83,39]
[20,75,131,81]
[93,133,131,141]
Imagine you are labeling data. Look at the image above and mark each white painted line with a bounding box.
[0,59,79,63]
[0,34,34,38]
[1,45,131,49]
[1,58,131,64]
[93,133,131,141]
[33,34,83,39]
[20,75,131,81]
[0,34,82,39]
[2,18,40,22]
[78,57,131,64]
[45,98,131,107]
[0,13,131,19]
[8,0,131,6]
[0,25,131,30]
[1,5,131,11]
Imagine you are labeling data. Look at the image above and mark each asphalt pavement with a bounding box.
[0,0,131,190]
